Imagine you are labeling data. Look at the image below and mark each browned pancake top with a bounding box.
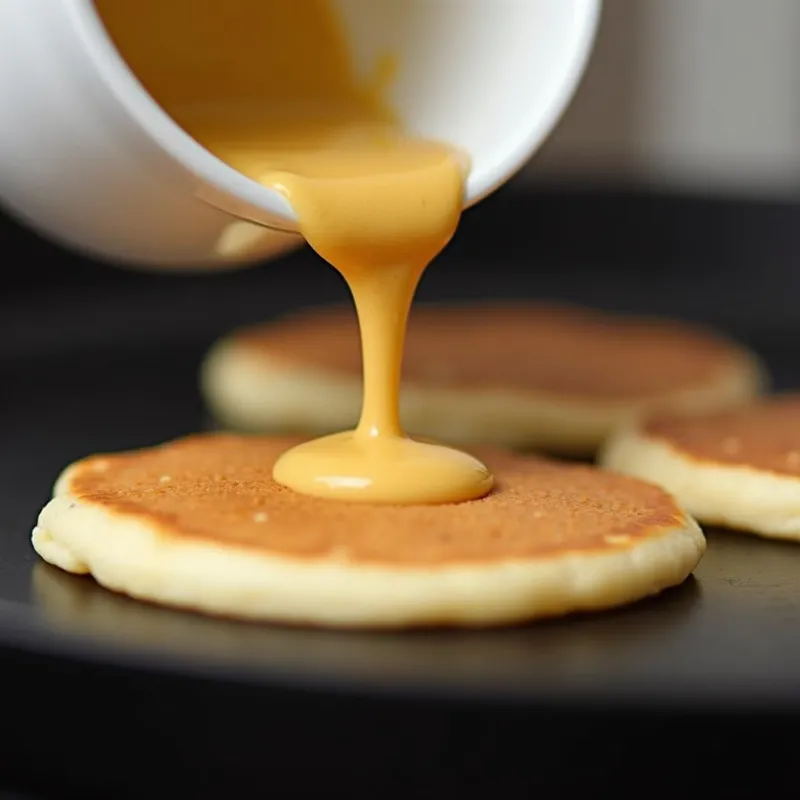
[64,434,688,567]
[644,394,800,477]
[235,303,754,400]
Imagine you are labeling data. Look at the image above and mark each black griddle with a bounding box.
[2,183,800,798]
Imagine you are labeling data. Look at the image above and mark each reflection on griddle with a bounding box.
[33,562,702,697]
[697,529,800,619]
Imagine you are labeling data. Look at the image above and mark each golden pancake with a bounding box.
[33,434,705,628]
[201,303,766,456]
[600,394,800,541]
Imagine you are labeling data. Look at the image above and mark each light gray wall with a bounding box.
[523,0,800,196]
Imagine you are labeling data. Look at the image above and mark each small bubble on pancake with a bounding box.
[721,437,742,456]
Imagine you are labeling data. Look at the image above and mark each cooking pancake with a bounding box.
[600,394,800,542]
[32,433,705,629]
[200,303,766,456]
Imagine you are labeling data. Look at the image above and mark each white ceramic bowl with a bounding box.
[0,0,601,269]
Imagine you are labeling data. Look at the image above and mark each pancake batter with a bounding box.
[95,0,492,504]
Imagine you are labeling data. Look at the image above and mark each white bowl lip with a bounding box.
[66,0,601,227]
[462,0,602,211]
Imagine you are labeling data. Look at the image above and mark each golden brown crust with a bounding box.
[643,394,800,477]
[64,434,689,567]
[234,303,753,401]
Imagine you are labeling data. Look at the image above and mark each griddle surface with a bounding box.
[2,316,800,711]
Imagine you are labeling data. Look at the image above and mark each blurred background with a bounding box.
[3,6,799,796]
[530,0,800,197]
[4,0,800,376]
